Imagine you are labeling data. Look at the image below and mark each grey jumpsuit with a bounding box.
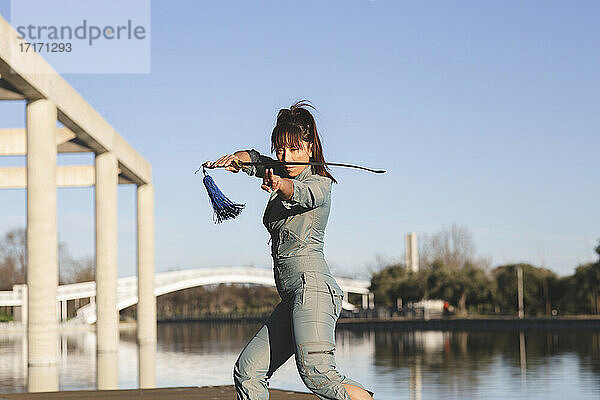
[233,149,374,400]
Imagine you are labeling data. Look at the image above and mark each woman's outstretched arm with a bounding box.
[204,150,252,172]
[205,149,285,178]
[238,149,285,178]
[233,150,251,163]
[204,152,248,172]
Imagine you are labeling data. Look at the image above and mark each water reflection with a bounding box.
[0,323,599,399]
[409,355,421,400]
[27,365,58,393]
[519,331,526,383]
[97,351,118,390]
[138,343,155,388]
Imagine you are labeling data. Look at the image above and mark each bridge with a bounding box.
[0,266,373,325]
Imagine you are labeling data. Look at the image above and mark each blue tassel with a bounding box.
[201,167,245,223]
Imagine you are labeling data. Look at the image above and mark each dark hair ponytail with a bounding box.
[271,100,337,184]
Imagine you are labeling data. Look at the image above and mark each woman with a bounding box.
[205,100,374,400]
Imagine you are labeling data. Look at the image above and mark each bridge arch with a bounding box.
[0,267,372,325]
[76,267,371,324]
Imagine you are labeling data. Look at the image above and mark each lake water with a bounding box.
[1,322,599,399]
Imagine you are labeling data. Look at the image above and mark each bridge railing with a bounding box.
[0,289,21,306]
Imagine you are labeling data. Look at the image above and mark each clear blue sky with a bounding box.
[0,0,598,279]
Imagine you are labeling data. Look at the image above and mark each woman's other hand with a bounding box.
[203,154,242,173]
[261,168,282,193]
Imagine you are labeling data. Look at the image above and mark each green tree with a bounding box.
[424,261,493,315]
[492,263,558,316]
[369,263,407,307]
[567,256,600,315]
[391,270,425,305]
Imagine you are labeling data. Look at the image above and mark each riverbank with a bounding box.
[0,386,315,399]
[3,315,600,334]
[155,315,600,330]
[337,315,600,330]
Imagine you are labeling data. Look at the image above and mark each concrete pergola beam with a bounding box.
[0,15,151,185]
[0,127,92,155]
[0,78,24,100]
[0,165,135,189]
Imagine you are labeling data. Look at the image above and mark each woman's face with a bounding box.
[275,140,313,177]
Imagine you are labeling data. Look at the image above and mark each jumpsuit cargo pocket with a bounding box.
[296,271,320,307]
[298,341,339,390]
[325,281,344,319]
[294,271,314,307]
[301,272,307,305]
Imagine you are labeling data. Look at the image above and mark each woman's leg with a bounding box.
[291,272,374,400]
[233,300,295,400]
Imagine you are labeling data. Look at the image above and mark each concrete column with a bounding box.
[28,366,59,392]
[138,343,156,389]
[136,183,156,345]
[97,351,118,390]
[26,99,59,378]
[95,152,119,360]
[362,294,368,309]
[137,183,156,388]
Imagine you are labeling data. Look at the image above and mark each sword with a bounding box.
[195,160,386,175]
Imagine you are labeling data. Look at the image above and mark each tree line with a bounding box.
[0,227,94,291]
[370,225,600,316]
[121,284,280,320]
[2,224,599,318]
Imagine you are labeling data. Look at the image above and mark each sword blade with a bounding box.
[239,161,386,174]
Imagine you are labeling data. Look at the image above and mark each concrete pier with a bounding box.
[26,366,59,393]
[95,152,119,389]
[138,343,156,389]
[25,99,59,392]
[136,183,156,388]
[96,352,118,391]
